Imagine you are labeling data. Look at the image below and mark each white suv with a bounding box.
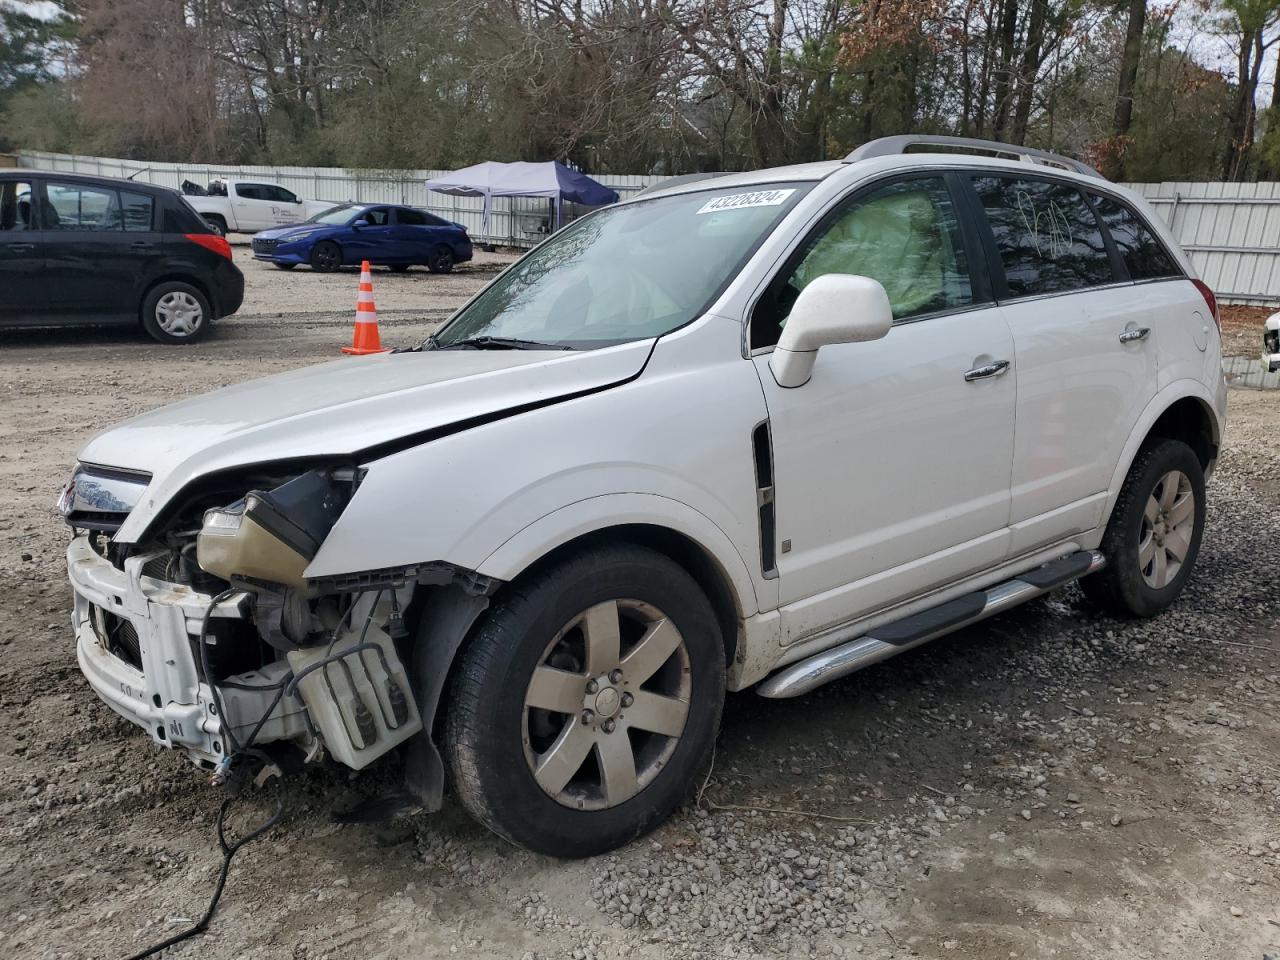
[63,136,1226,857]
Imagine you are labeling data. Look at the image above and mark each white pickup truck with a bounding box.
[182,178,334,236]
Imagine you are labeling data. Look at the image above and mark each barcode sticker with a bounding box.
[696,189,796,215]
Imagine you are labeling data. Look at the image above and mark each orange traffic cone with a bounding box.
[342,261,389,355]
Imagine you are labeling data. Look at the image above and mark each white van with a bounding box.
[64,136,1226,857]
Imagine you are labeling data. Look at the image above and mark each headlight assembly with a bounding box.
[58,464,151,533]
[197,469,349,590]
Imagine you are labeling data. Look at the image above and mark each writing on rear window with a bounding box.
[697,189,796,215]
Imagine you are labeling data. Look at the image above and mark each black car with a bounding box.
[0,171,244,344]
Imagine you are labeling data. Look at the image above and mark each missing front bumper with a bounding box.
[67,535,309,768]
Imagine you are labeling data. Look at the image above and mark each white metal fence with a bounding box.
[13,150,662,249]
[11,151,1280,304]
[1123,181,1280,305]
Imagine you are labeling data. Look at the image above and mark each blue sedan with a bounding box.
[250,203,473,273]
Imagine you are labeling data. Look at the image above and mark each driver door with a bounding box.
[750,173,1017,643]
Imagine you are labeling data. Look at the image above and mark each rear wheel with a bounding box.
[141,281,211,344]
[1080,439,1205,617]
[309,240,342,272]
[444,544,725,857]
[427,245,455,274]
[203,215,226,237]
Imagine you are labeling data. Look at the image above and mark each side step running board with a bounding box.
[757,550,1105,699]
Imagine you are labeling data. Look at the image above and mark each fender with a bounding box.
[477,492,769,616]
[1102,378,1225,526]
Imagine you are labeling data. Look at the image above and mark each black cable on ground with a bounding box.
[123,588,385,959]
[121,794,285,960]
[123,590,290,959]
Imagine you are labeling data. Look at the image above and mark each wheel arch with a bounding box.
[1103,383,1222,529]
[403,514,752,813]
[496,522,746,671]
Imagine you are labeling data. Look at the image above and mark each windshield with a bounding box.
[431,183,812,349]
[308,204,359,225]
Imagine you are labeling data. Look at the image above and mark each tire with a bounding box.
[444,544,725,857]
[427,245,455,274]
[204,215,227,237]
[1080,439,1205,618]
[140,281,211,344]
[309,240,342,272]
[274,262,297,271]
[389,263,411,273]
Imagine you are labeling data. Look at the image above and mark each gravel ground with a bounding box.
[1,263,1278,959]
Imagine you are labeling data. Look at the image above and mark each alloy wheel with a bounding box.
[522,599,691,811]
[1139,469,1195,589]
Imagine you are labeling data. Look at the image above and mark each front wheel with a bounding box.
[444,544,725,857]
[309,240,342,272]
[1080,439,1206,617]
[141,281,211,344]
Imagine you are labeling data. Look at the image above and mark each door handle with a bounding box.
[4,243,35,254]
[964,359,1011,382]
[1119,326,1151,343]
[130,241,155,250]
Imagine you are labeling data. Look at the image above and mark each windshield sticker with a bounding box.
[696,189,796,215]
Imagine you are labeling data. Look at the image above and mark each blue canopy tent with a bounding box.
[425,161,619,239]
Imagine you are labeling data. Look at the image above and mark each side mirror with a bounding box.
[768,274,893,388]
[352,218,370,229]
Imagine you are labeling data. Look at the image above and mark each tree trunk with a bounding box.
[1112,0,1146,138]
[990,0,1019,141]
[1010,0,1047,145]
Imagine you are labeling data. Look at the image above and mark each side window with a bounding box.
[753,176,973,349]
[971,176,1114,297]
[235,183,267,201]
[265,185,298,203]
[121,191,154,232]
[395,207,428,226]
[0,181,34,232]
[1089,194,1181,281]
[43,182,122,231]
[359,207,391,226]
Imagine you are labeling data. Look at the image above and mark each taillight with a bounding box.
[1191,278,1220,333]
[185,233,233,261]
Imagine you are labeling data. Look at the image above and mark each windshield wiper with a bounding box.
[440,336,572,351]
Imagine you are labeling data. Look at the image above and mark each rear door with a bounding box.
[390,207,438,261]
[965,174,1159,556]
[0,176,47,324]
[41,180,162,322]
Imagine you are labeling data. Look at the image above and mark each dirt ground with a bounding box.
[1220,304,1273,360]
[2,258,1279,960]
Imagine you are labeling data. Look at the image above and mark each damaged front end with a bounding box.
[64,463,489,789]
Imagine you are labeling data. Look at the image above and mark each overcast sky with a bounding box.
[5,0,1279,106]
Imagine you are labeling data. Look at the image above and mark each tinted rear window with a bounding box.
[121,191,154,231]
[166,196,214,233]
[396,208,447,226]
[971,176,1115,297]
[1090,194,1181,281]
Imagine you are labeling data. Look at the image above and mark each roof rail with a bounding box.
[845,135,1102,179]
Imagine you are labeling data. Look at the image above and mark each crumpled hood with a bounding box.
[82,341,653,542]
